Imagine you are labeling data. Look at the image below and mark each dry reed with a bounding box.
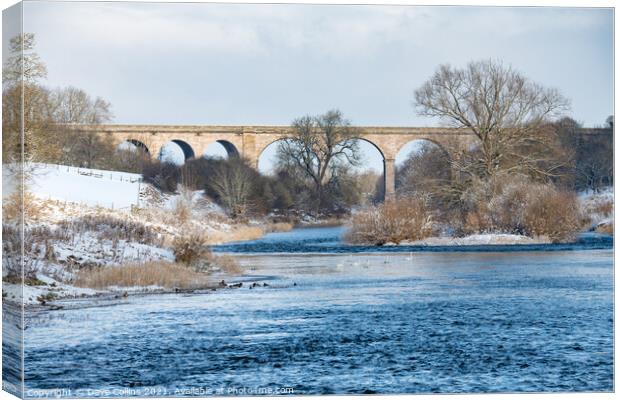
[74,261,214,290]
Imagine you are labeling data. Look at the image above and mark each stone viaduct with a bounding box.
[86,124,610,198]
[89,124,478,198]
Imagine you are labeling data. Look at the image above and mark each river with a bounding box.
[8,227,615,396]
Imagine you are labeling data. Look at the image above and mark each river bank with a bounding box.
[213,225,613,254]
[5,276,281,312]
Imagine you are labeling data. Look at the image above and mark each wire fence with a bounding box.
[40,163,143,184]
[34,163,144,209]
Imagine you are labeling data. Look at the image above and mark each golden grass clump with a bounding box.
[74,261,214,290]
[209,225,264,244]
[207,254,243,275]
[264,221,295,233]
[581,196,613,218]
[594,200,614,217]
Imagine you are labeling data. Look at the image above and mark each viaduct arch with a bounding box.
[94,124,610,198]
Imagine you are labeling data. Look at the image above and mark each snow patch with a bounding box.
[579,187,614,229]
[397,233,549,246]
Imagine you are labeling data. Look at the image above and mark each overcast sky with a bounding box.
[3,2,614,172]
[15,2,614,127]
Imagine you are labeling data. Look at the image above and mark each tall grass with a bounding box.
[172,232,243,274]
[264,221,295,233]
[208,225,264,244]
[208,254,243,275]
[74,261,214,290]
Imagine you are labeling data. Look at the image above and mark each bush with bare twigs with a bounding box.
[524,190,582,242]
[2,224,41,282]
[172,185,195,225]
[460,175,582,242]
[2,190,44,222]
[172,233,210,266]
[345,197,434,245]
[171,232,242,273]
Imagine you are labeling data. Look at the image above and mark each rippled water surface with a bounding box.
[19,227,614,395]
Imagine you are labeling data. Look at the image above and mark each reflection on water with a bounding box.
[18,231,613,395]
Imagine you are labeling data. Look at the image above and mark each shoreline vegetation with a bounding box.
[1,163,613,310]
[345,180,613,246]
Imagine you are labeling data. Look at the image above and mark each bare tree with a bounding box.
[2,33,47,84]
[50,86,112,125]
[2,34,115,169]
[396,142,451,196]
[574,133,613,192]
[356,170,383,206]
[414,60,570,178]
[276,109,361,211]
[49,86,114,168]
[207,158,255,218]
[2,33,56,165]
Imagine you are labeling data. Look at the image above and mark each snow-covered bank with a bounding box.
[579,187,614,233]
[1,164,267,306]
[393,233,549,246]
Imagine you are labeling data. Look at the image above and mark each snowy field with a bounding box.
[3,163,143,209]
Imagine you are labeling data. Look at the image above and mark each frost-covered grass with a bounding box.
[579,187,614,233]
